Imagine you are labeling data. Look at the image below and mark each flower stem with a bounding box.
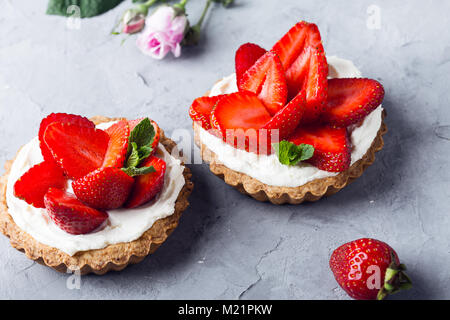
[174,0,189,12]
[143,0,158,7]
[195,0,212,28]
[138,0,162,15]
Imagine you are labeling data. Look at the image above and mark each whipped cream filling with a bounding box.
[6,121,186,256]
[200,56,383,188]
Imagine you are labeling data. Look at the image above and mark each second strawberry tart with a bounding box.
[0,114,193,274]
[189,21,386,204]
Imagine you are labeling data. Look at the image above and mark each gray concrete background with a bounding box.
[0,0,449,300]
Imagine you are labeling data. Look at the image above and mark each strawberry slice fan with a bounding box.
[13,113,168,235]
[189,20,385,173]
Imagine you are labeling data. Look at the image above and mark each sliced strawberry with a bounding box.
[211,91,272,133]
[211,92,273,154]
[127,117,145,131]
[239,51,288,115]
[288,47,328,123]
[39,113,95,162]
[149,120,161,151]
[235,43,267,88]
[272,21,328,122]
[72,167,134,210]
[43,122,110,179]
[13,161,66,208]
[322,78,385,127]
[44,188,108,235]
[272,21,324,75]
[263,90,306,140]
[102,120,130,168]
[128,118,161,152]
[124,156,166,208]
[288,124,351,172]
[189,95,225,130]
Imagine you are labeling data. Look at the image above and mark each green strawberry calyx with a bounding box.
[377,251,412,300]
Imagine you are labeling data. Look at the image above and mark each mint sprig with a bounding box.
[122,166,155,177]
[122,118,156,177]
[127,118,155,156]
[273,141,314,166]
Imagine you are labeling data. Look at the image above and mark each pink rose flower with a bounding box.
[136,6,188,60]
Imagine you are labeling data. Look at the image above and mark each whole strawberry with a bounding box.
[330,238,412,300]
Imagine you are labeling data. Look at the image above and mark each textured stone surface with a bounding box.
[0,0,449,299]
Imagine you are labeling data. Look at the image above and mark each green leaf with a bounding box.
[122,166,156,177]
[138,146,153,161]
[46,0,125,18]
[121,118,158,177]
[273,141,314,166]
[127,118,155,156]
[126,142,140,168]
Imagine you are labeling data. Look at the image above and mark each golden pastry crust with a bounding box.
[0,116,193,275]
[194,112,387,205]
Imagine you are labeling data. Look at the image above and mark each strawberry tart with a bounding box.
[0,114,193,274]
[189,21,386,204]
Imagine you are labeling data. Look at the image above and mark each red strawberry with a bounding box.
[211,91,272,154]
[322,78,385,127]
[149,120,161,151]
[43,122,110,179]
[13,161,66,208]
[44,188,108,235]
[72,167,134,210]
[288,124,351,172]
[330,238,412,300]
[290,47,328,123]
[127,117,145,131]
[102,120,130,168]
[128,118,161,152]
[272,21,323,71]
[39,113,95,162]
[272,21,328,122]
[211,91,272,133]
[239,51,288,115]
[189,95,225,130]
[235,43,267,88]
[124,156,166,208]
[262,90,306,140]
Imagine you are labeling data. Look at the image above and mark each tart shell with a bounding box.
[0,116,194,275]
[194,112,387,205]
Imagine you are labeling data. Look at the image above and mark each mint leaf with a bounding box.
[127,118,155,156]
[273,141,314,166]
[122,118,157,177]
[122,166,156,177]
[46,0,124,18]
[126,142,140,168]
[138,146,153,161]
